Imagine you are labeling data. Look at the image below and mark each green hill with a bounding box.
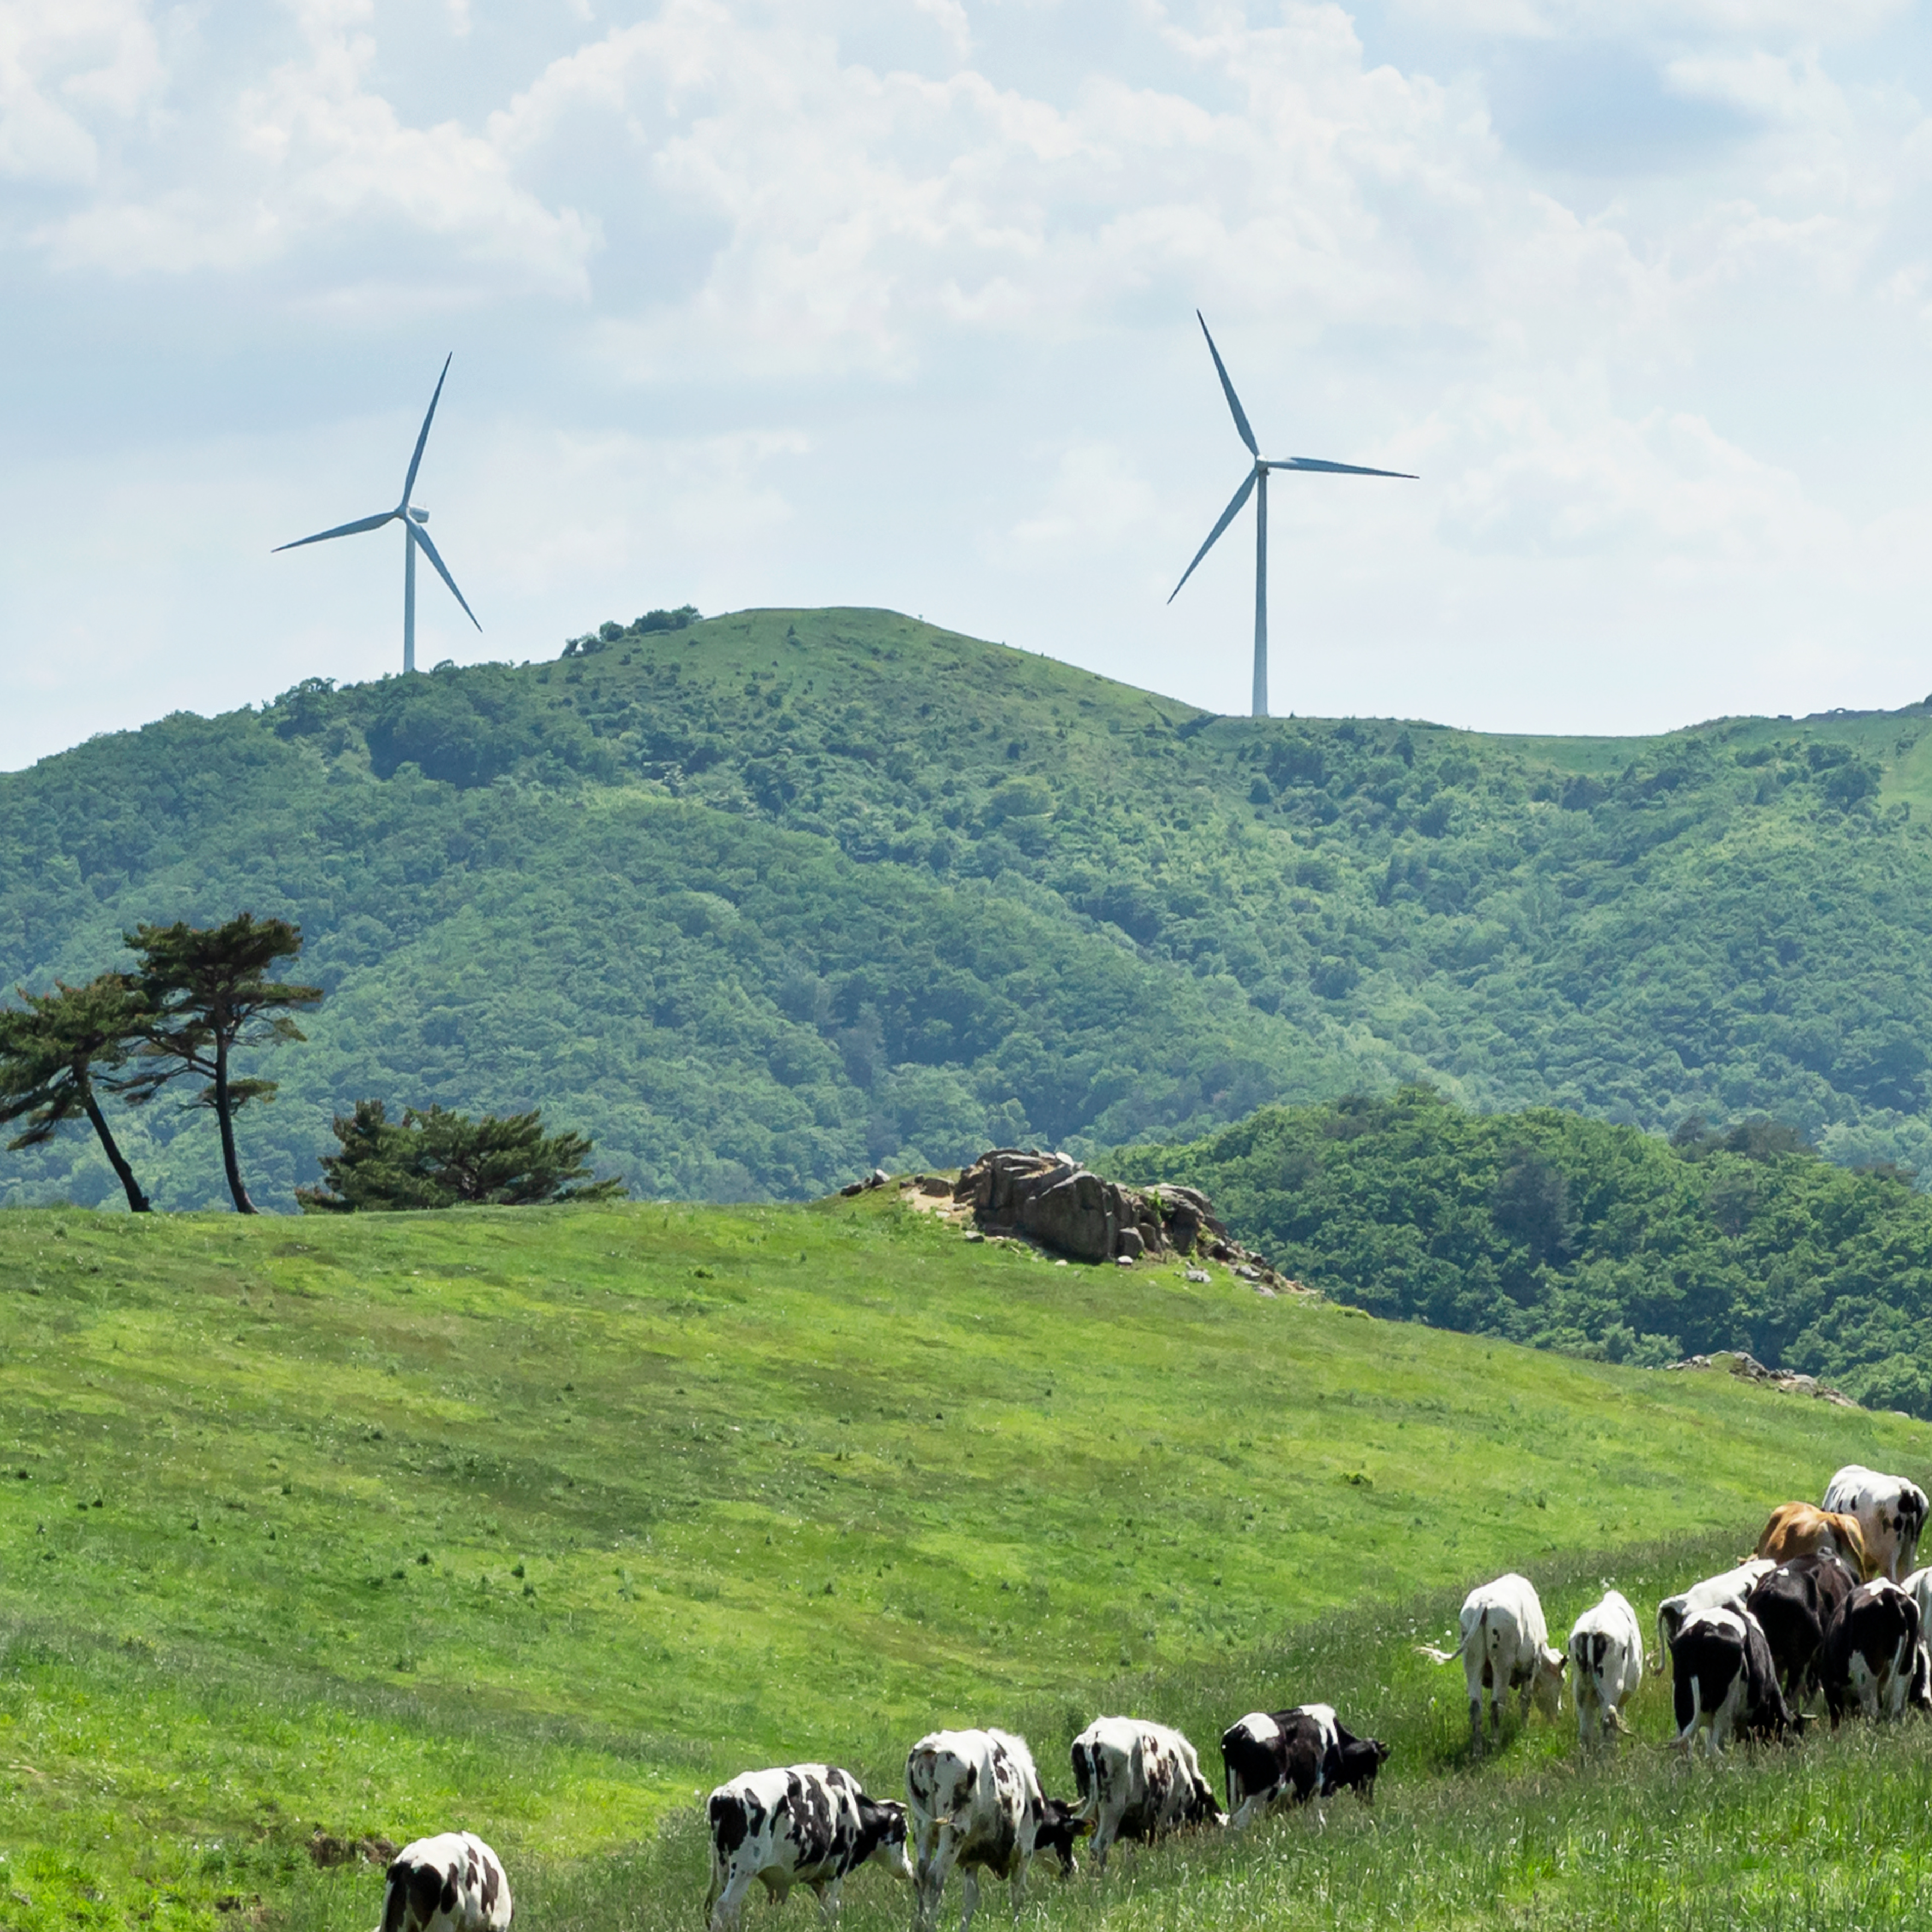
[1114,1085,1932,1414]
[6,606,1932,1210]
[0,1192,1920,1929]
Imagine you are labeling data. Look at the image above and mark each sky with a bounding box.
[7,0,1932,769]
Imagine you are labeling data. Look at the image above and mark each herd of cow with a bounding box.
[369,1462,1932,1932]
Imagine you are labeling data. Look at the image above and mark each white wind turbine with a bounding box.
[274,355,480,673]
[1169,313,1414,718]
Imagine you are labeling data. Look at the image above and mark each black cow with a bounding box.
[1029,1797,1087,1876]
[1819,1579,1932,1726]
[1745,1553,1858,1705]
[1220,1706,1389,1826]
[1668,1607,1801,1755]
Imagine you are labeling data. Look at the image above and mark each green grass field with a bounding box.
[2,1191,1925,1929]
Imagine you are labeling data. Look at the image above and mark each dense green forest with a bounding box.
[1115,1086,1932,1415]
[4,604,1932,1210]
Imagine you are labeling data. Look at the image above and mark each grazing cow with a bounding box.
[1822,1466,1930,1583]
[703,1765,911,1932]
[1068,1716,1223,1869]
[1418,1573,1565,1751]
[1653,1559,1775,1671]
[1755,1502,1872,1578]
[1667,1608,1799,1756]
[1818,1579,1932,1725]
[1744,1554,1857,1706]
[1219,1706,1389,1827]
[1566,1590,1645,1747]
[375,1833,512,1932]
[906,1728,1064,1932]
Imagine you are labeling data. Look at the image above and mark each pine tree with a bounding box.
[297,1101,626,1211]
[0,974,154,1212]
[125,914,323,1215]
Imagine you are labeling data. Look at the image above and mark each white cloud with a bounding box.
[0,0,161,182]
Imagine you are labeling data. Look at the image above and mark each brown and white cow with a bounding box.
[907,1728,1075,1932]
[704,1764,911,1932]
[1822,1467,1930,1583]
[1755,1502,1873,1578]
[1419,1573,1565,1751]
[1068,1717,1223,1869]
[374,1833,512,1932]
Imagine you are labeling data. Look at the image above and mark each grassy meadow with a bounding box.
[1,1189,1926,1928]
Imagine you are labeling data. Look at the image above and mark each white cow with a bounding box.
[1420,1573,1565,1751]
[1567,1589,1645,1747]
[1653,1559,1775,1671]
[703,1764,911,1932]
[1823,1466,1931,1583]
[1068,1716,1222,1869]
[1902,1565,1932,1634]
[906,1729,1050,1932]
[373,1833,512,1932]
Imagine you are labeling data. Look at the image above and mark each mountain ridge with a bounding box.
[4,605,1931,1208]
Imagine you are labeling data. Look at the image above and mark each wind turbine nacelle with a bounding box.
[409,508,430,523]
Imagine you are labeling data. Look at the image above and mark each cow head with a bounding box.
[1534,1645,1567,1719]
[1030,1798,1091,1876]
[859,1798,914,1885]
[1334,1737,1390,1802]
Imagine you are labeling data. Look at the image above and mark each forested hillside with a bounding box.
[1115,1087,1932,1415]
[5,605,1932,1209]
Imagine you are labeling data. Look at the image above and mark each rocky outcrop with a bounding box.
[950,1148,1300,1289]
[1666,1351,1858,1409]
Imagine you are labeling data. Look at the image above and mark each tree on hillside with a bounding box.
[295,1100,627,1212]
[124,915,323,1215]
[0,975,155,1212]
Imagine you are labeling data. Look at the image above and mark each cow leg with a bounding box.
[709,1862,757,1932]
[957,1868,980,1932]
[914,1829,956,1932]
[1008,1851,1030,1921]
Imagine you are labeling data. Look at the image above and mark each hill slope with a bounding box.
[6,606,1932,1207]
[1114,1085,1932,1414]
[0,1192,1920,1927]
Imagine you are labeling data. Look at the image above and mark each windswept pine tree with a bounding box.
[0,974,154,1211]
[124,914,322,1215]
[296,1099,625,1211]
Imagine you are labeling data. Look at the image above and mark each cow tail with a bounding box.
[377,1865,407,1932]
[1069,1743,1098,1823]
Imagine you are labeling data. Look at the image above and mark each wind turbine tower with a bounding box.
[275,355,480,673]
[1169,313,1413,718]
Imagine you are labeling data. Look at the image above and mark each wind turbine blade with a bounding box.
[273,510,398,552]
[1167,468,1258,604]
[1269,457,1417,479]
[400,353,453,511]
[1197,311,1258,459]
[408,520,481,631]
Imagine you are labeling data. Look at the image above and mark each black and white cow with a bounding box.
[1567,1589,1645,1748]
[1822,1466,1931,1584]
[375,1833,513,1932]
[906,1728,1065,1932]
[1653,1559,1775,1671]
[1419,1573,1566,1751]
[1667,1607,1800,1755]
[1068,1716,1224,1869]
[1744,1554,1857,1706]
[1219,1705,1389,1826]
[704,1765,911,1932]
[1819,1579,1932,1725]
